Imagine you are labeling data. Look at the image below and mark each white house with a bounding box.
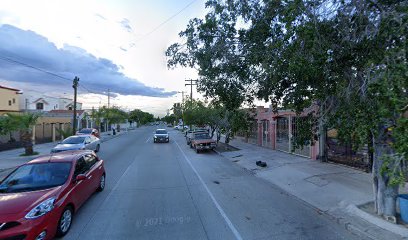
[19,91,82,111]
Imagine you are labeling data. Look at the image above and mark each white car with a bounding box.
[174,125,189,130]
[51,135,101,153]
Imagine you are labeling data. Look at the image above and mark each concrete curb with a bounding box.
[345,204,408,238]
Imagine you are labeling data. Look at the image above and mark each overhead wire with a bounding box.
[0,55,113,110]
[134,0,199,43]
[0,55,102,96]
[0,55,72,82]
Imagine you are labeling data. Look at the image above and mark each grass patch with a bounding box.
[19,151,39,157]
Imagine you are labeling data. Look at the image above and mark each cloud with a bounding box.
[0,24,176,98]
[119,46,127,52]
[119,18,132,32]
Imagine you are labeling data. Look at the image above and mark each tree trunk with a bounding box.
[318,117,327,162]
[21,130,33,155]
[216,128,221,143]
[372,138,398,219]
[225,130,231,144]
[211,126,216,138]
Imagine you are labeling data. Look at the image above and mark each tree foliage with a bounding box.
[4,113,40,155]
[167,0,408,217]
[128,109,155,125]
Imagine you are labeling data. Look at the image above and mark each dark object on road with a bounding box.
[256,161,267,167]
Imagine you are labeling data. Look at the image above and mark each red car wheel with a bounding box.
[56,206,73,237]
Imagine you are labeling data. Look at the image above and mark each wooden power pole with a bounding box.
[72,76,79,135]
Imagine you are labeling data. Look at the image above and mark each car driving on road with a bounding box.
[51,135,101,153]
[0,150,106,240]
[153,129,169,143]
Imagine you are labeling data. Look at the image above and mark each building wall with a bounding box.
[19,92,82,111]
[255,106,319,160]
[0,88,20,112]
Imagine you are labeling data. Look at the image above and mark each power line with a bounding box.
[0,55,104,97]
[135,0,199,43]
[0,55,72,81]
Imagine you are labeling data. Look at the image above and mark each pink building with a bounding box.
[255,106,319,160]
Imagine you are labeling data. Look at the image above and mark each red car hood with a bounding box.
[0,186,62,215]
[193,139,216,144]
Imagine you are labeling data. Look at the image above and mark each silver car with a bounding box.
[153,129,169,143]
[51,135,101,153]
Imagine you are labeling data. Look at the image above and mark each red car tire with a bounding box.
[56,205,73,237]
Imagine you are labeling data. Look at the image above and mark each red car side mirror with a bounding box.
[75,174,87,181]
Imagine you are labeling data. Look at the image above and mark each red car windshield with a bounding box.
[0,162,72,193]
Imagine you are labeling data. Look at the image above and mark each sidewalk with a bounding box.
[215,137,408,240]
[0,130,128,177]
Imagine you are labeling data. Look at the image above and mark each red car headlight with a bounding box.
[25,197,56,219]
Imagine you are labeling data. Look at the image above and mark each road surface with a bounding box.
[62,126,359,240]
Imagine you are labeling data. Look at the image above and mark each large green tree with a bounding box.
[167,0,408,219]
[128,109,154,126]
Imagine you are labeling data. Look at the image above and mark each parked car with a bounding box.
[153,129,169,143]
[51,135,101,153]
[0,150,106,240]
[190,132,217,153]
[76,128,100,138]
[186,129,208,145]
[174,125,189,130]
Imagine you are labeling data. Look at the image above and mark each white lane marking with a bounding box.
[174,140,243,240]
[146,137,150,143]
[75,140,142,239]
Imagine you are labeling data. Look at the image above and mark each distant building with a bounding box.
[19,91,82,111]
[0,85,22,115]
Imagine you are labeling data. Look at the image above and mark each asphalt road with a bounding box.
[62,126,359,240]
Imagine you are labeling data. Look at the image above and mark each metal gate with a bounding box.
[262,120,270,147]
[35,123,53,144]
[276,117,289,151]
[327,136,370,171]
[292,116,311,157]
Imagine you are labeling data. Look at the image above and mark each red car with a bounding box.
[0,150,106,240]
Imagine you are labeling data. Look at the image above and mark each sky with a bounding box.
[0,0,207,116]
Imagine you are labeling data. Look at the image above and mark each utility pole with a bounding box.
[185,79,197,130]
[72,76,79,135]
[178,91,187,128]
[107,89,110,132]
[185,79,197,102]
[108,89,110,109]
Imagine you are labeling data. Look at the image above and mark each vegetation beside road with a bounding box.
[163,99,253,144]
[0,113,39,155]
[166,0,407,220]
